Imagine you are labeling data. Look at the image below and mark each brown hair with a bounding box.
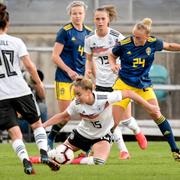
[73,76,93,91]
[0,3,9,30]
[133,18,152,35]
[96,5,117,23]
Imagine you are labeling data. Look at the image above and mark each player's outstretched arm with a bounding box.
[43,111,71,128]
[121,90,160,114]
[163,42,180,51]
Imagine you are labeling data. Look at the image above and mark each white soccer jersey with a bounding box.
[67,91,122,139]
[0,34,31,100]
[84,27,124,87]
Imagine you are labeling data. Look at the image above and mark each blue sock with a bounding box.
[48,124,63,141]
[156,116,179,152]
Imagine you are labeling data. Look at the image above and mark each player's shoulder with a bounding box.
[5,34,21,41]
[85,31,95,39]
[5,34,25,46]
[147,36,157,43]
[84,25,93,32]
[119,36,132,45]
[63,23,73,31]
[109,28,121,37]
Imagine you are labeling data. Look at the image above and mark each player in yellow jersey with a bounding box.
[47,1,92,149]
[109,17,180,161]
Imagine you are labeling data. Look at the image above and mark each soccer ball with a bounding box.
[48,144,74,165]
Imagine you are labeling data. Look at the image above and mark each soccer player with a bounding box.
[84,5,147,160]
[43,77,159,165]
[0,3,59,174]
[108,17,180,161]
[47,1,92,149]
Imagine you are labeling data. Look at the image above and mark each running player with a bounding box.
[84,5,147,160]
[0,3,59,174]
[47,1,92,149]
[43,77,159,165]
[108,17,180,161]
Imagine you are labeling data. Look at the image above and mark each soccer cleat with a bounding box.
[40,149,60,171]
[47,138,54,150]
[119,151,131,160]
[172,151,180,162]
[71,156,84,164]
[40,149,49,164]
[29,156,41,164]
[46,158,60,171]
[76,152,86,158]
[135,131,148,150]
[23,158,35,175]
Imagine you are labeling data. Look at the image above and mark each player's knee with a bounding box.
[151,112,162,120]
[93,157,105,165]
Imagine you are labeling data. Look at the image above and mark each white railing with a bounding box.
[44,84,180,91]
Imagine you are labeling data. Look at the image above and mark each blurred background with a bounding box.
[2,0,180,138]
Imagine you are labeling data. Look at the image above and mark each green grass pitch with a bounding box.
[0,141,180,180]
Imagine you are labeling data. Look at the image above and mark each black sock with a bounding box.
[48,124,64,141]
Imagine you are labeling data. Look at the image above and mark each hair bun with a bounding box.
[142,18,152,26]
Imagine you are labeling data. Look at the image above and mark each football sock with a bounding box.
[80,156,105,165]
[78,156,94,165]
[48,124,64,141]
[155,115,179,152]
[93,157,105,165]
[121,117,140,134]
[12,139,29,162]
[33,127,48,151]
[113,126,128,152]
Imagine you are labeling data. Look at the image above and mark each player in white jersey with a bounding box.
[0,3,59,174]
[84,5,147,160]
[43,76,159,165]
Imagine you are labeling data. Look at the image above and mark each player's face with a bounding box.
[133,29,148,46]
[70,6,85,26]
[94,11,109,31]
[74,86,91,104]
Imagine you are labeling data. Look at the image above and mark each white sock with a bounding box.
[113,126,128,152]
[80,156,94,165]
[121,117,140,135]
[12,139,29,162]
[33,127,48,151]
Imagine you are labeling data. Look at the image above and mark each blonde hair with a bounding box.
[96,5,117,23]
[73,76,93,91]
[66,1,88,15]
[133,17,152,35]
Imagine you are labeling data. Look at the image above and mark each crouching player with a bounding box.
[41,76,159,165]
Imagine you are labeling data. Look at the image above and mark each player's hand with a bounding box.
[67,69,78,81]
[34,81,45,99]
[85,69,92,79]
[111,64,120,74]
